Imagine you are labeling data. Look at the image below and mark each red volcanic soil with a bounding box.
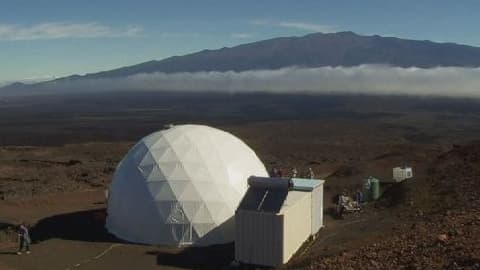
[286,144,480,270]
[1,143,479,270]
[1,93,480,269]
[0,190,234,270]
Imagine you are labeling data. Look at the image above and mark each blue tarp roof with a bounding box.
[291,178,324,191]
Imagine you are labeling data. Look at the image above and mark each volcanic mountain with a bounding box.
[3,31,480,91]
[68,31,480,80]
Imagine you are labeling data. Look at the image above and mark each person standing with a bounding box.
[277,168,284,178]
[17,222,31,255]
[355,189,365,208]
[270,167,278,177]
[337,191,349,219]
[308,167,315,179]
[291,167,298,178]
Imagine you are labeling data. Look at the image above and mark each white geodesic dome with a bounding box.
[106,124,268,246]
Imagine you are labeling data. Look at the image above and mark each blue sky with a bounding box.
[1,0,480,84]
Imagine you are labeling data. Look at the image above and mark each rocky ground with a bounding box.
[1,93,480,269]
[0,143,130,200]
[2,141,479,270]
[287,144,480,270]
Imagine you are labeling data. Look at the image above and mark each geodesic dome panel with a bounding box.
[106,125,268,246]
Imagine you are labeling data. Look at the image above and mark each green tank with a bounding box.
[365,176,381,201]
[370,177,380,200]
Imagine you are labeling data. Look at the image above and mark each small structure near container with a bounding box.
[235,176,324,267]
[393,166,413,182]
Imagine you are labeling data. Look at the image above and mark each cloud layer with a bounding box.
[0,22,143,41]
[231,33,254,39]
[251,19,335,33]
[26,65,480,98]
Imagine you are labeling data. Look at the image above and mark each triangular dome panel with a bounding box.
[192,203,215,224]
[148,181,176,201]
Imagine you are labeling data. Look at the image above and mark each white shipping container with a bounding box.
[235,177,324,267]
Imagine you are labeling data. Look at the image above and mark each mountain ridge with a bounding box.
[4,31,480,91]
[80,31,480,80]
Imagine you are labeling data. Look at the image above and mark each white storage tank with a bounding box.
[235,177,324,267]
[393,166,413,182]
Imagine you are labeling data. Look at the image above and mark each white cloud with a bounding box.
[251,19,335,33]
[231,33,254,39]
[0,81,11,87]
[0,22,144,41]
[277,21,335,32]
[159,32,201,38]
[17,65,480,99]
